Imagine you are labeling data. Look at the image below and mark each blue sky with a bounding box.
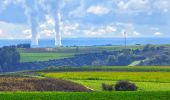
[0,0,170,39]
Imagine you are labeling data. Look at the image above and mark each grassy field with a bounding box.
[42,66,170,72]
[41,72,170,83]
[1,67,170,99]
[20,53,74,62]
[73,80,170,91]
[41,70,170,91]
[0,91,170,100]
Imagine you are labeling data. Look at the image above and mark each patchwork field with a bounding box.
[40,70,170,91]
[19,45,144,62]
[1,66,170,99]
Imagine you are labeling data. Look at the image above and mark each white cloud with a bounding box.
[154,32,162,36]
[85,25,117,37]
[69,0,86,18]
[46,16,55,26]
[150,27,159,31]
[117,0,150,14]
[39,29,54,38]
[154,0,170,13]
[0,29,2,35]
[133,31,140,36]
[60,22,80,36]
[0,21,29,39]
[23,29,31,34]
[22,29,32,39]
[87,5,110,15]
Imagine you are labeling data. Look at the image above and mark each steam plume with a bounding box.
[39,0,63,46]
[23,0,39,46]
[0,0,66,47]
[54,12,62,46]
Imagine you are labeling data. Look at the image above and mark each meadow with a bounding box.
[1,66,170,99]
[0,91,170,100]
[40,68,170,91]
[20,53,74,62]
[42,66,170,72]
[41,72,170,83]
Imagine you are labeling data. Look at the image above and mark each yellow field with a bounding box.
[41,72,170,83]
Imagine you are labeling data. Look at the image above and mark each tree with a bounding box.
[115,81,137,91]
[143,44,156,52]
[0,47,20,72]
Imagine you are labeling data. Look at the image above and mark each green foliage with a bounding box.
[143,44,157,52]
[115,81,137,91]
[102,83,113,91]
[0,47,20,71]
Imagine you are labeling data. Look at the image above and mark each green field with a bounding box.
[19,45,144,62]
[42,66,170,72]
[41,71,170,91]
[73,80,170,91]
[0,91,170,100]
[20,53,74,62]
[2,65,170,99]
[41,72,170,83]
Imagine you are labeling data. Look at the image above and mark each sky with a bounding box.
[0,0,170,39]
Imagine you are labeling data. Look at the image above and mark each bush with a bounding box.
[102,83,113,91]
[115,81,137,91]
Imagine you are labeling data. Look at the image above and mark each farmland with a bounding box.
[41,71,170,91]
[19,45,143,62]
[0,91,170,100]
[41,72,170,83]
[1,66,170,99]
[0,77,90,92]
[20,53,74,62]
[2,45,170,99]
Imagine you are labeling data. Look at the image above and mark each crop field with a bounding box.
[20,53,74,62]
[19,45,144,62]
[41,71,170,91]
[0,77,90,92]
[0,91,170,100]
[73,80,170,91]
[2,66,170,99]
[41,72,170,83]
[42,66,170,72]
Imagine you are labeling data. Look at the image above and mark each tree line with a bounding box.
[0,46,20,72]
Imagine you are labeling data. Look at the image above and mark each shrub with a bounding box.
[102,83,113,91]
[115,81,137,91]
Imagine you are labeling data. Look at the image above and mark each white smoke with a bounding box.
[22,0,40,46]
[38,0,65,46]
